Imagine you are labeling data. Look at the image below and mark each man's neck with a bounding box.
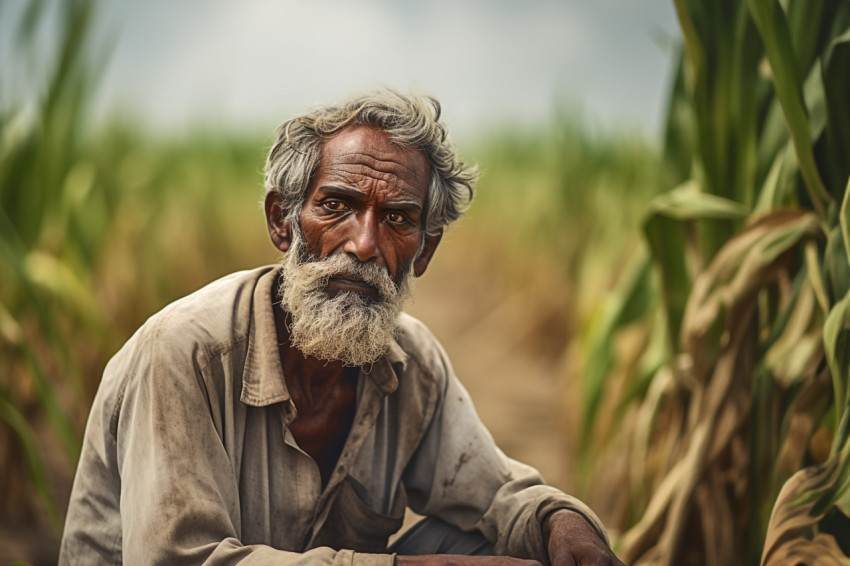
[272,297,359,487]
[272,298,351,405]
[282,347,352,409]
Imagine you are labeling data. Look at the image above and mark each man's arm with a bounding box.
[398,325,614,565]
[396,556,540,565]
[390,511,622,566]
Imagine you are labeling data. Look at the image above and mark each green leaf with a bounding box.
[0,388,59,533]
[23,250,100,330]
[752,142,800,216]
[826,181,850,421]
[763,282,821,387]
[746,0,832,217]
[840,177,850,269]
[824,291,850,427]
[580,251,655,456]
[662,54,695,187]
[805,240,830,315]
[644,182,749,352]
[823,28,850,196]
[646,182,751,221]
[672,0,705,99]
[825,225,850,304]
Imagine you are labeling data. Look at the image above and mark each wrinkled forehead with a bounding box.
[318,125,431,188]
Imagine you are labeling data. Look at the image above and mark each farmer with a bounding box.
[60,90,623,565]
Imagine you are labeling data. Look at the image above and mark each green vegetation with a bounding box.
[580,1,850,563]
[3,0,850,564]
[0,0,271,543]
[468,116,665,298]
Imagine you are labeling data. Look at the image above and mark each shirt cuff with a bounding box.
[334,549,396,566]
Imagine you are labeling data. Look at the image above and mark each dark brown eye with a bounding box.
[323,200,347,211]
[386,212,406,224]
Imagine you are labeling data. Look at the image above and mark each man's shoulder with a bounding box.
[394,313,453,383]
[143,266,273,337]
[113,266,276,371]
[87,266,277,442]
[396,312,437,351]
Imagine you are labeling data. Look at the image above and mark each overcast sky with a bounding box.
[6,1,681,141]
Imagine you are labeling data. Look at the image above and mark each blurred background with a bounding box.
[4,1,850,564]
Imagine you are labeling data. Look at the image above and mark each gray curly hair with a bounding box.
[263,90,478,237]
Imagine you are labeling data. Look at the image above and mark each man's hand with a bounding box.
[544,510,625,566]
[395,556,540,565]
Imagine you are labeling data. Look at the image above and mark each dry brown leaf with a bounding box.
[764,533,850,566]
[683,211,822,380]
[761,458,847,565]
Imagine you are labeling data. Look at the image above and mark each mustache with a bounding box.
[297,253,401,301]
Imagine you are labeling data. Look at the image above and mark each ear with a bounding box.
[264,192,292,253]
[413,230,442,277]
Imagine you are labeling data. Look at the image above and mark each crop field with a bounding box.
[2,1,850,564]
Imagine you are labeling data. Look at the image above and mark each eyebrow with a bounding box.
[317,185,423,212]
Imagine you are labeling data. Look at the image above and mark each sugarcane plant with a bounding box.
[0,0,109,531]
[0,0,278,543]
[580,0,850,564]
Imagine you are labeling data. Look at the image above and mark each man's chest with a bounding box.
[287,386,357,486]
[227,381,431,550]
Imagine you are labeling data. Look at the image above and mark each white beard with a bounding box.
[278,232,411,367]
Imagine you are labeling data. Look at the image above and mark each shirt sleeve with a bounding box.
[61,322,394,566]
[400,338,610,565]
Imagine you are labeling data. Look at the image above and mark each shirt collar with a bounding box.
[240,266,407,406]
[241,267,290,407]
[367,338,406,395]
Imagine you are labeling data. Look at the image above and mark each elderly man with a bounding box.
[60,91,622,565]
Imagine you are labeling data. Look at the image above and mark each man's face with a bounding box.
[298,125,432,288]
[276,125,433,366]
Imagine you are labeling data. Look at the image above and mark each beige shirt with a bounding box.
[59,266,607,565]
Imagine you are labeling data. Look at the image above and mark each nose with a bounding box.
[343,212,381,264]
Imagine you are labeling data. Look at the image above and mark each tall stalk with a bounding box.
[582,1,850,563]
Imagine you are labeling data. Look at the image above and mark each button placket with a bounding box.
[306,373,389,548]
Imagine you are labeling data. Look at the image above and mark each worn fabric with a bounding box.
[60,266,608,565]
[388,517,494,556]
